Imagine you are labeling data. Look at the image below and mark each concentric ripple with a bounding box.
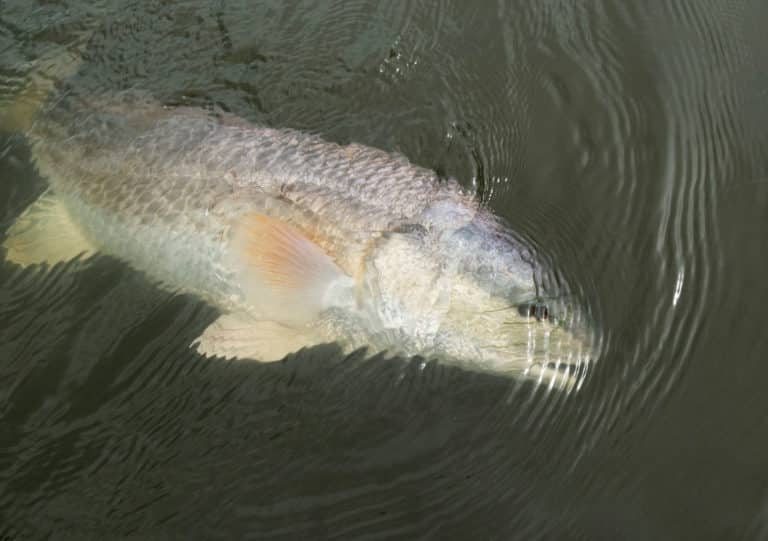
[1,0,766,539]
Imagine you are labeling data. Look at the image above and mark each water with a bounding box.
[1,1,767,539]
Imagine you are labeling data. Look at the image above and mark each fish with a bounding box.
[2,85,593,390]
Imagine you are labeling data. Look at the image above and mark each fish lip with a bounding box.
[515,301,551,321]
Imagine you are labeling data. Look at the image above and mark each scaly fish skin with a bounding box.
[20,89,585,384]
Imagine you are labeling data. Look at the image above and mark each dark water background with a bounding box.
[1,1,768,539]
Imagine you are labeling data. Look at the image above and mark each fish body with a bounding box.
[7,88,590,386]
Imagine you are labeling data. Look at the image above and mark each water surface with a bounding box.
[1,1,768,539]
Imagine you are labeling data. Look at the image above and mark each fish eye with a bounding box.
[517,302,549,321]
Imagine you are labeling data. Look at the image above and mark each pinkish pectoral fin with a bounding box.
[228,212,355,324]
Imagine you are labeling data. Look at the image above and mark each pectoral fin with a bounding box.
[3,190,96,266]
[230,212,355,323]
[193,312,329,362]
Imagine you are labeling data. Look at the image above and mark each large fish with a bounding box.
[3,85,592,389]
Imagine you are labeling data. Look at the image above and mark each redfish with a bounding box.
[3,88,591,389]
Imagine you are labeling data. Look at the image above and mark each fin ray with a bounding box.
[193,313,327,361]
[3,191,96,266]
[230,213,354,323]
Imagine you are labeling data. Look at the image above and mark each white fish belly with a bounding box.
[59,190,240,309]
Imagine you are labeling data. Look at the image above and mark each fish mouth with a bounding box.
[515,301,551,322]
[493,318,594,391]
[416,293,597,391]
[435,294,592,390]
[515,299,596,391]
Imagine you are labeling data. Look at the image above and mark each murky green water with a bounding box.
[1,1,767,539]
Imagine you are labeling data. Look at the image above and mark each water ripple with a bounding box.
[0,0,764,538]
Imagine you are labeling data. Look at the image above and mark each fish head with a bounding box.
[350,199,593,388]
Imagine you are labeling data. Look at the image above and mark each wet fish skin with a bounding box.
[18,88,582,383]
[31,90,531,300]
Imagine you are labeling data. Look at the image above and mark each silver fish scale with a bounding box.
[19,90,593,385]
[32,90,457,228]
[25,90,472,309]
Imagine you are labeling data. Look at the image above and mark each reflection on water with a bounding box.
[1,0,768,539]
